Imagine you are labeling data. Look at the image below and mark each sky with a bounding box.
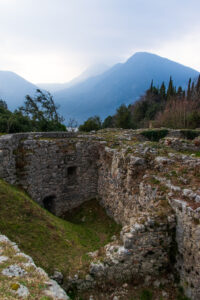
[0,0,200,84]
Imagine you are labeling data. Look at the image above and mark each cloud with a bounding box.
[0,0,199,82]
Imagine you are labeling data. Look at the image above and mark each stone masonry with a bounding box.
[0,130,200,299]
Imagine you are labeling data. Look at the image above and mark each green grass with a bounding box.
[177,150,200,157]
[0,180,121,281]
[140,290,153,300]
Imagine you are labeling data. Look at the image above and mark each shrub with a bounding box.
[141,129,169,142]
[79,116,101,132]
[180,130,199,140]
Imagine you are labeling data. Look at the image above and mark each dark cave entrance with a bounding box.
[43,195,56,214]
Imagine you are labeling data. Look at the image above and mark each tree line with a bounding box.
[79,75,200,131]
[1,76,200,133]
[0,89,66,133]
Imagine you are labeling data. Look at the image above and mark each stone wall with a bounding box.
[0,133,99,215]
[98,146,147,225]
[1,131,200,299]
[169,199,200,300]
[88,218,175,285]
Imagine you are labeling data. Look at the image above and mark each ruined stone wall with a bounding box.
[98,146,147,225]
[87,219,175,287]
[169,199,200,300]
[0,133,99,215]
[1,131,200,299]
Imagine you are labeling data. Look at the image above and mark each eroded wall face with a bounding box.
[0,133,99,215]
[169,199,200,300]
[98,147,147,225]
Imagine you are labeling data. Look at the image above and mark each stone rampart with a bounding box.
[0,131,200,299]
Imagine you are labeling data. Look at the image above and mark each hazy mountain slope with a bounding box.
[0,71,37,110]
[37,64,109,93]
[54,52,199,124]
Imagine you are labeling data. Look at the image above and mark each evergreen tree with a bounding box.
[187,78,191,100]
[0,99,8,110]
[196,75,200,95]
[160,82,166,100]
[191,82,195,98]
[115,104,132,129]
[177,86,183,98]
[150,80,154,93]
[167,76,175,100]
[102,115,114,128]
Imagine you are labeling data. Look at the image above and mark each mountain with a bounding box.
[53,52,199,124]
[37,64,109,93]
[0,71,37,110]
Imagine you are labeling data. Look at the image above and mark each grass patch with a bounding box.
[140,289,153,300]
[176,150,200,157]
[0,180,121,281]
[150,178,160,185]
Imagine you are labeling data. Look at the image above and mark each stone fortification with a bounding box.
[0,132,99,215]
[0,129,200,299]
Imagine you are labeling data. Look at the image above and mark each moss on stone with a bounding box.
[10,283,20,291]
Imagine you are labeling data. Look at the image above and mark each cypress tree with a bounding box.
[177,86,183,98]
[187,78,191,100]
[196,75,200,95]
[167,76,175,100]
[150,80,154,93]
[191,81,195,98]
[160,82,166,100]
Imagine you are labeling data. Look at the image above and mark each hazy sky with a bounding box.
[0,0,200,83]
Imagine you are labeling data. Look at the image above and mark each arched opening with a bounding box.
[43,195,56,214]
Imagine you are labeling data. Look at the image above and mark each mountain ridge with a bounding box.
[0,71,38,110]
[53,52,199,123]
[0,52,199,122]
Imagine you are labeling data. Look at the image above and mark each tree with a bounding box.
[167,76,175,100]
[79,116,102,132]
[0,99,8,110]
[102,115,114,128]
[0,101,12,133]
[19,89,66,131]
[160,82,166,100]
[115,104,132,129]
[177,86,183,98]
[187,78,192,100]
[196,75,200,95]
[67,118,78,132]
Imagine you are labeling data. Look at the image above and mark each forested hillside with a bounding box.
[80,75,200,131]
